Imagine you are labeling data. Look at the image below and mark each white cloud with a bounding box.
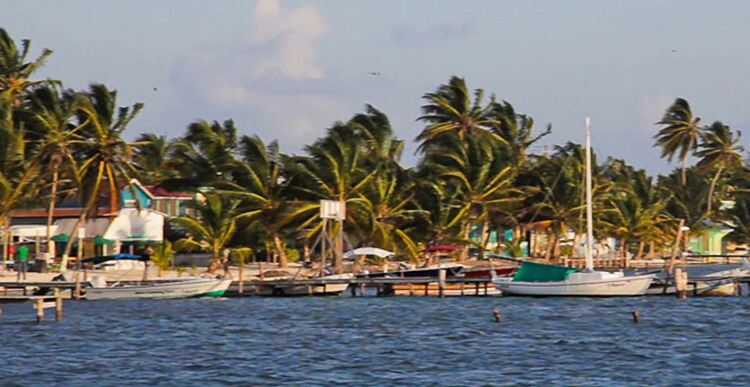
[248,0,326,80]
[169,2,349,151]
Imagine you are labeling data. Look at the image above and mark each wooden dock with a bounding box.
[226,276,497,297]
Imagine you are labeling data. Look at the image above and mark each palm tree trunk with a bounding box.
[635,241,645,259]
[479,221,490,259]
[681,156,688,186]
[1,216,8,262]
[63,212,86,258]
[273,231,288,268]
[647,240,656,258]
[460,222,472,261]
[706,166,723,215]
[46,167,59,257]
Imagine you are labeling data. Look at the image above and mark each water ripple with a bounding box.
[2,296,750,385]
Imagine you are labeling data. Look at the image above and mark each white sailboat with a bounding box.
[493,117,654,296]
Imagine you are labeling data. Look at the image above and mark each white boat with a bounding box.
[493,118,654,296]
[646,259,750,296]
[494,271,654,296]
[85,277,232,300]
[254,273,353,296]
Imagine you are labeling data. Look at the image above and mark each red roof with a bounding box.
[144,185,193,198]
[425,244,464,252]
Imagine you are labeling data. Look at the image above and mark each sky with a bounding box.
[3,0,750,173]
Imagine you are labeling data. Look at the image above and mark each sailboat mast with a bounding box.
[584,117,594,271]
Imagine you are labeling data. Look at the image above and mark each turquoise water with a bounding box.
[1,296,749,386]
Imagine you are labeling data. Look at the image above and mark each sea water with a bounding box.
[1,295,749,386]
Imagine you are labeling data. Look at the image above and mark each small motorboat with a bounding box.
[85,277,232,300]
[254,273,353,296]
[358,263,465,278]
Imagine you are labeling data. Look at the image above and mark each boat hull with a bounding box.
[493,274,654,296]
[255,283,350,296]
[85,278,232,300]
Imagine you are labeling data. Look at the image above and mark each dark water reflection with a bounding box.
[2,296,750,386]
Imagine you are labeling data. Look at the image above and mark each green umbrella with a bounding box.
[51,233,70,242]
[93,235,115,245]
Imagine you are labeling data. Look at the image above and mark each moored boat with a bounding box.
[85,277,232,300]
[254,273,353,296]
[492,118,654,297]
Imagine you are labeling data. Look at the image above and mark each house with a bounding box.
[120,179,195,218]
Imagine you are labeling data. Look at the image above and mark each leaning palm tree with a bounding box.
[0,92,44,259]
[0,28,55,106]
[23,86,86,254]
[285,123,379,272]
[695,121,744,215]
[350,168,425,259]
[172,193,245,272]
[62,83,144,257]
[221,136,293,268]
[421,136,518,260]
[654,98,702,186]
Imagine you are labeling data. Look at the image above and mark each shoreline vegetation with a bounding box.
[2,28,750,275]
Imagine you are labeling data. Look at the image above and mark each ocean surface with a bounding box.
[2,294,750,386]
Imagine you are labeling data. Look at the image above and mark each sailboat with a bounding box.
[493,117,654,296]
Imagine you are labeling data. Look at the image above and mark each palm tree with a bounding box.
[162,120,238,191]
[0,92,43,260]
[285,122,379,272]
[350,168,425,258]
[133,132,175,185]
[416,76,503,151]
[654,98,702,185]
[172,193,245,272]
[695,121,744,215]
[420,136,518,260]
[491,101,551,166]
[0,28,54,107]
[601,164,670,258]
[222,136,293,268]
[725,192,750,245]
[23,86,85,254]
[62,83,144,257]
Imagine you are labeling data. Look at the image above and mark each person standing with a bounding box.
[16,244,28,281]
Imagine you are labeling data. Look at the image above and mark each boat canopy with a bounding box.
[513,261,577,282]
[343,247,395,258]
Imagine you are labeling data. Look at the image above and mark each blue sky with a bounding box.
[3,0,750,173]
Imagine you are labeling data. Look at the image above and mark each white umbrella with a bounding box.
[343,247,395,259]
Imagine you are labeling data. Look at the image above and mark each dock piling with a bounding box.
[492,308,501,322]
[35,298,43,323]
[632,310,640,324]
[438,270,446,298]
[54,288,63,321]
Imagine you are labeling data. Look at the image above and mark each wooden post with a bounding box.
[460,282,465,296]
[359,283,365,297]
[238,253,244,295]
[258,261,265,280]
[667,219,685,274]
[475,282,480,295]
[35,298,43,323]
[307,284,313,296]
[408,283,414,296]
[675,268,687,300]
[424,283,428,296]
[438,269,446,298]
[484,282,488,296]
[55,288,63,321]
[350,285,356,297]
